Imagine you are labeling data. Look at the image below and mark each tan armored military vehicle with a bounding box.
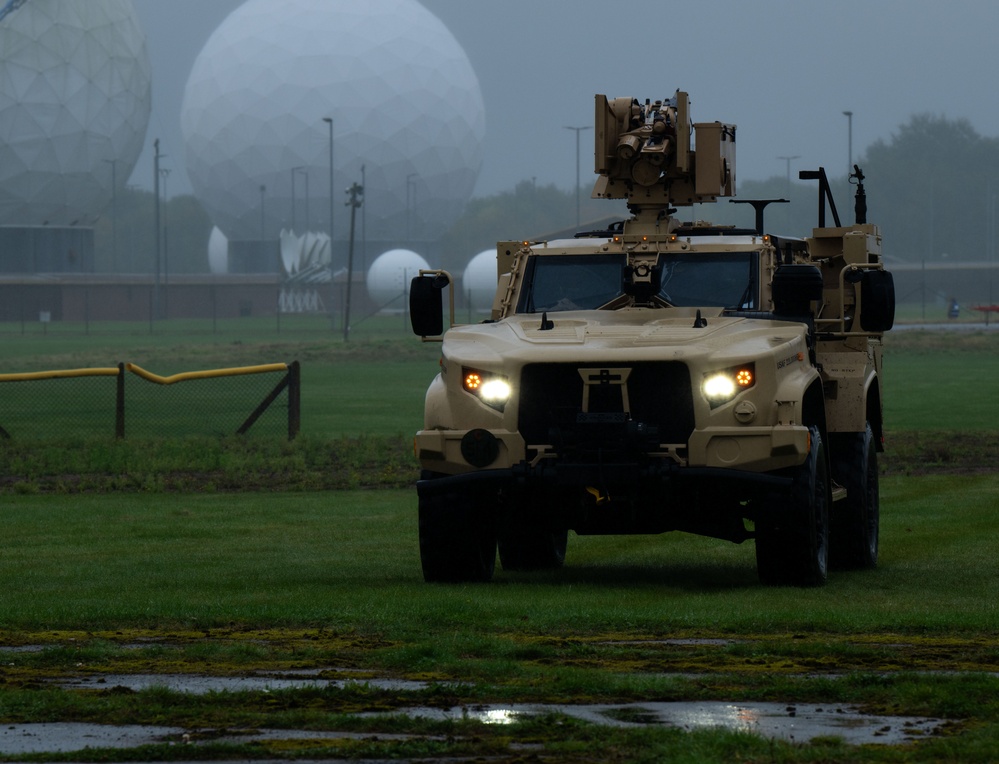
[409,92,894,586]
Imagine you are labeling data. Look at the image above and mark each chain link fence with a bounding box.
[0,362,300,440]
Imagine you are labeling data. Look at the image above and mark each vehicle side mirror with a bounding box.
[410,274,447,337]
[859,270,895,332]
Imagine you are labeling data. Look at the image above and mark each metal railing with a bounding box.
[0,361,300,440]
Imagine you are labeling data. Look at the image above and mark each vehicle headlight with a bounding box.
[462,367,511,411]
[702,363,755,407]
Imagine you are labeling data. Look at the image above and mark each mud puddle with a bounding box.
[0,702,942,754]
[58,669,432,693]
[369,701,943,745]
[0,722,424,755]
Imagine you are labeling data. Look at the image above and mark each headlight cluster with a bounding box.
[702,363,755,406]
[462,367,512,411]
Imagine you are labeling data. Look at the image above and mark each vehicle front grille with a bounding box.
[518,361,695,451]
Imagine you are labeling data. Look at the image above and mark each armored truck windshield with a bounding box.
[517,251,759,313]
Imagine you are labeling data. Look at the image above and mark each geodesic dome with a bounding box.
[0,0,151,227]
[180,0,485,248]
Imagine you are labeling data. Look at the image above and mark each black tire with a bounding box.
[418,472,496,583]
[829,424,879,570]
[499,528,568,571]
[756,425,830,587]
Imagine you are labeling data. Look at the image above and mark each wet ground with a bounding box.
[0,669,945,755]
[0,700,942,754]
[0,722,428,754]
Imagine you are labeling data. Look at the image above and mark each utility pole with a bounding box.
[343,180,364,342]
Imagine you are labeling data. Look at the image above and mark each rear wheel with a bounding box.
[418,472,496,583]
[756,426,830,587]
[830,424,879,570]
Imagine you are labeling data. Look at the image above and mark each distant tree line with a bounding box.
[92,113,999,274]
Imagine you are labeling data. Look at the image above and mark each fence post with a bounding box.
[288,360,300,440]
[116,362,125,438]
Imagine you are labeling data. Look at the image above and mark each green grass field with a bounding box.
[0,317,997,761]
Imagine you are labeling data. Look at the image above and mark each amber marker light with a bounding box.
[702,363,756,407]
[462,367,511,411]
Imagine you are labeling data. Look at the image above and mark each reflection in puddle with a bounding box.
[35,672,947,749]
[374,701,943,745]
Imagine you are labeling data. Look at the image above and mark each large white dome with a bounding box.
[180,0,485,245]
[367,248,429,310]
[0,0,151,227]
[463,249,497,312]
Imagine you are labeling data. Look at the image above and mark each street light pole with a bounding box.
[563,125,591,228]
[843,111,853,176]
[322,117,335,264]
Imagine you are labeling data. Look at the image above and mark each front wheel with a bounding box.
[756,426,830,587]
[829,424,879,570]
[418,472,496,583]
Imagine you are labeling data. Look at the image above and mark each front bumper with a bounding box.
[416,459,793,499]
[415,423,810,476]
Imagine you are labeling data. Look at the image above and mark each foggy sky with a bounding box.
[131,0,999,200]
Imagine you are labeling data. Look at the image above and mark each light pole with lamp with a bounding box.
[563,125,591,228]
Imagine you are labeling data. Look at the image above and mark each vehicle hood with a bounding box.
[442,309,807,367]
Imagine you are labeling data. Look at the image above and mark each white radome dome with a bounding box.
[367,248,429,310]
[0,0,151,227]
[181,0,485,244]
[463,249,497,312]
[208,226,229,274]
